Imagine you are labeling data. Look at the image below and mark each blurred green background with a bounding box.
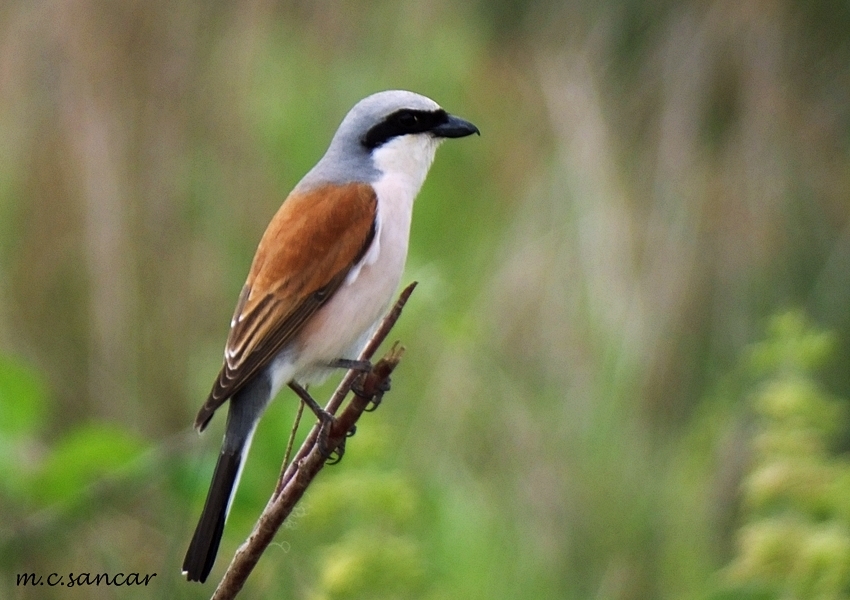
[1,1,850,598]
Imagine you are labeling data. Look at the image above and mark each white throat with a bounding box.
[371,134,442,201]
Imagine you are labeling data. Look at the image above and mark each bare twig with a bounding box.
[281,399,304,475]
[209,282,417,600]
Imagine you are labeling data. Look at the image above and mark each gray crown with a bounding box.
[295,90,442,190]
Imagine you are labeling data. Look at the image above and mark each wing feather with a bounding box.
[195,183,377,430]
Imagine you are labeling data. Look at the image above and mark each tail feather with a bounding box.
[183,372,271,583]
[182,449,242,583]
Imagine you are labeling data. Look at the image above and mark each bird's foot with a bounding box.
[351,374,391,412]
[325,425,358,465]
[288,381,342,463]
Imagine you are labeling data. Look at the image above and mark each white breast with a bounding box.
[283,192,415,387]
[267,133,442,393]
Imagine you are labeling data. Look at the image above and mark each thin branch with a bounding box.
[281,399,304,475]
[209,282,417,600]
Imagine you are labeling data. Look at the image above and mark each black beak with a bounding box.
[431,114,480,139]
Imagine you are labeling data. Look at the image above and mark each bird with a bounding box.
[182,90,479,583]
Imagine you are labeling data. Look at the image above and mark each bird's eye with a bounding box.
[397,111,418,128]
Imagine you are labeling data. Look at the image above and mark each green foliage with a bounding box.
[748,313,839,379]
[0,353,147,518]
[31,423,147,505]
[0,355,47,437]
[0,355,47,500]
[313,531,425,600]
[720,312,850,599]
[297,423,428,600]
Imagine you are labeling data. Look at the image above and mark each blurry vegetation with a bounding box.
[1,0,849,599]
[716,313,850,599]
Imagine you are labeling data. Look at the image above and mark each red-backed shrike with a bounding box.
[182,90,478,582]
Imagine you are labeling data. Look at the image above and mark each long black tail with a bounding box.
[182,447,243,582]
[183,374,272,583]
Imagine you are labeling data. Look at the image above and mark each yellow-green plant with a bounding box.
[721,312,850,599]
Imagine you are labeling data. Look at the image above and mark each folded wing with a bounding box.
[194,183,377,430]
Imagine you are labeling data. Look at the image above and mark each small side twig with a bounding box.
[209,282,417,600]
[280,400,304,475]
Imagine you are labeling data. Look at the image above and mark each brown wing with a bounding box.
[195,183,377,430]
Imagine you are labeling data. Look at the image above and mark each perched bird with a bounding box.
[182,90,479,583]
